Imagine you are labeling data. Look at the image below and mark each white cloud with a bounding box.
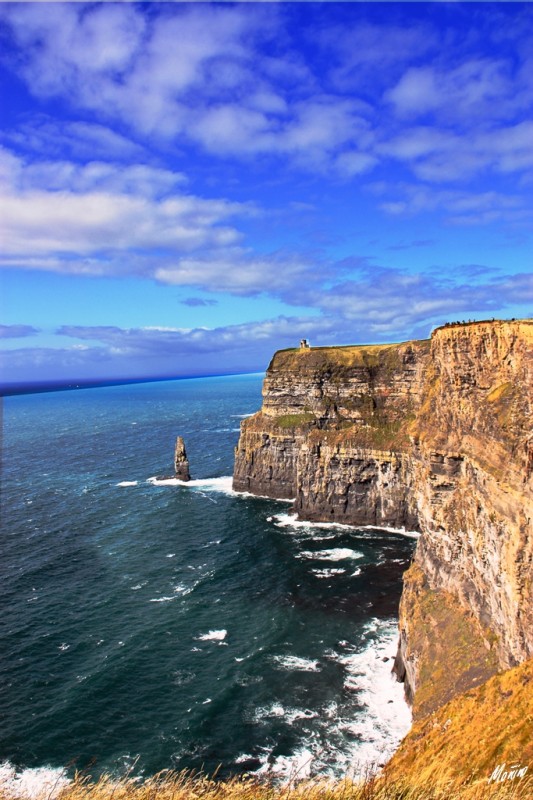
[335,151,378,177]
[154,250,313,296]
[3,2,145,91]
[1,4,372,174]
[1,191,242,257]
[0,147,248,270]
[3,1,532,191]
[379,120,533,183]
[386,59,514,121]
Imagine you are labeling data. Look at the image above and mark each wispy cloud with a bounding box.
[0,324,40,339]
[3,117,145,162]
[291,265,533,337]
[180,298,218,307]
[0,315,338,383]
[372,182,529,226]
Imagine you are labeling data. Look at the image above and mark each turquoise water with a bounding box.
[1,374,415,787]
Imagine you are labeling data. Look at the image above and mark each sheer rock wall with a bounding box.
[233,320,533,716]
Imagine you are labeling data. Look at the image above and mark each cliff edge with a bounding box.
[233,320,533,731]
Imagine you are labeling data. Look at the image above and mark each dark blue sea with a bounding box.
[0,374,417,794]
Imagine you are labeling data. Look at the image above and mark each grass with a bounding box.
[269,340,430,374]
[385,656,533,796]
[6,768,532,800]
[274,412,316,429]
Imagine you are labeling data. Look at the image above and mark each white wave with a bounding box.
[254,622,411,782]
[273,655,321,672]
[286,708,318,724]
[253,703,318,725]
[274,513,358,531]
[311,568,346,578]
[273,513,420,539]
[149,581,199,603]
[0,762,70,800]
[253,702,285,720]
[298,548,363,562]
[203,428,241,433]
[196,629,227,641]
[360,525,420,539]
[187,477,234,493]
[147,475,237,495]
[230,413,255,418]
[149,596,178,603]
[256,747,314,780]
[235,753,254,763]
[116,481,138,487]
[147,476,188,486]
[334,622,411,776]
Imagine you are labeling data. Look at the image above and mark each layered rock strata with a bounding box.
[234,339,430,521]
[233,320,533,717]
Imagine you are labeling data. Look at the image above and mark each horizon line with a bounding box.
[0,370,265,398]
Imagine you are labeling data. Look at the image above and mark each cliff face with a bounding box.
[400,322,533,707]
[233,320,533,718]
[234,339,430,518]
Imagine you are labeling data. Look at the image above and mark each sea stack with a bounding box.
[174,436,191,481]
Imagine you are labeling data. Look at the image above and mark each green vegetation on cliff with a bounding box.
[273,411,316,428]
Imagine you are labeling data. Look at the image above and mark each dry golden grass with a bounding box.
[2,768,531,800]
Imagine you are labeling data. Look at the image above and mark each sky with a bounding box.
[1,1,532,388]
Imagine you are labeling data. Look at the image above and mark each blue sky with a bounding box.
[1,1,532,386]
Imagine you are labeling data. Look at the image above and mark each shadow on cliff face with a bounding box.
[284,557,412,620]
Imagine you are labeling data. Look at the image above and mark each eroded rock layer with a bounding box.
[233,320,533,716]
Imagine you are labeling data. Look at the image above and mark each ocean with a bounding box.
[0,374,417,795]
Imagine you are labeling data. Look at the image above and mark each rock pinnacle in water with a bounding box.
[174,436,191,481]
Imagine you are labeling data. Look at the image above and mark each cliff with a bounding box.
[233,339,430,523]
[233,320,533,728]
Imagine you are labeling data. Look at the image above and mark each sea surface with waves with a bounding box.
[1,373,418,793]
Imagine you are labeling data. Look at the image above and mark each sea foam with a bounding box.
[272,655,321,672]
[333,622,411,776]
[196,629,227,641]
[298,548,363,561]
[0,762,69,800]
[274,513,420,538]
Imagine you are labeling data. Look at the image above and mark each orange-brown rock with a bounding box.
[232,320,533,717]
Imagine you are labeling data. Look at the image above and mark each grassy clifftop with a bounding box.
[268,340,430,373]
